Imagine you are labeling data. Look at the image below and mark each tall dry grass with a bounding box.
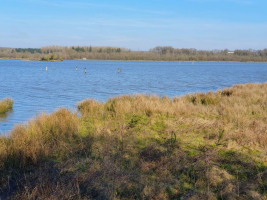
[78,83,267,151]
[0,108,81,168]
[1,83,267,199]
[0,98,14,114]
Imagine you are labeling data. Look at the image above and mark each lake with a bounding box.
[0,59,266,133]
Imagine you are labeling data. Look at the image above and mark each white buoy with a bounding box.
[84,68,86,74]
[46,66,48,72]
[76,67,78,71]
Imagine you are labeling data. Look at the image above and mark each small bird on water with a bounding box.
[76,67,78,71]
[84,68,86,74]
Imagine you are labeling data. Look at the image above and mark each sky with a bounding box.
[0,0,266,50]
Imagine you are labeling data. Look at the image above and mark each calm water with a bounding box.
[0,59,267,133]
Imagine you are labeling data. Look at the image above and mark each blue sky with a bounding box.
[0,0,266,50]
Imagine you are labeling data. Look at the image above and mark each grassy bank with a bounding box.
[0,98,14,114]
[1,83,267,199]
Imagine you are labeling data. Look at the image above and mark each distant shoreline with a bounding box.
[1,46,267,63]
[0,58,266,63]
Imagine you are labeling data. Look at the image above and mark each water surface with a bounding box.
[0,59,266,133]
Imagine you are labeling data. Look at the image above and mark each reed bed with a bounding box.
[1,83,267,199]
[0,98,14,114]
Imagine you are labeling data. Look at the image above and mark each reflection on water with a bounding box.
[0,112,9,120]
[0,109,13,120]
[0,59,266,133]
[0,109,13,133]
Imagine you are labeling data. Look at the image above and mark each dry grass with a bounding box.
[0,98,14,114]
[1,83,267,199]
[0,108,82,168]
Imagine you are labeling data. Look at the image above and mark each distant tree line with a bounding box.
[13,48,41,54]
[0,45,267,62]
[70,46,122,53]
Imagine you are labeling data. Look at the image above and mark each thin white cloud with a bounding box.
[188,0,253,5]
[50,18,168,29]
[24,0,167,15]
[27,0,62,7]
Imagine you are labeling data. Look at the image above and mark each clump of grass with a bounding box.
[0,98,14,114]
[0,108,81,168]
[221,88,233,96]
[186,91,221,105]
[1,83,267,199]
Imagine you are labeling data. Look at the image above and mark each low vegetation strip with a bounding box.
[0,98,14,114]
[1,46,267,62]
[1,83,267,199]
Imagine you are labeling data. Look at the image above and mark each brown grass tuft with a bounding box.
[0,98,14,114]
[0,108,80,168]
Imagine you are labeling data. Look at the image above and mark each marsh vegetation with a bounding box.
[1,83,267,199]
[0,98,14,114]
